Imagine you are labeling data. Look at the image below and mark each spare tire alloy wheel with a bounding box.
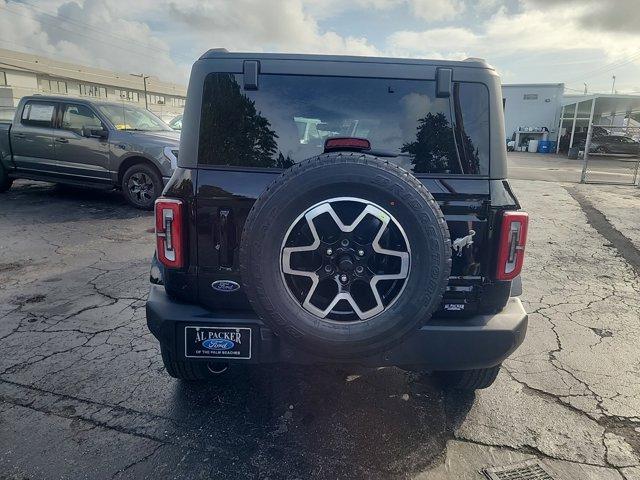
[281,197,410,321]
[240,153,451,358]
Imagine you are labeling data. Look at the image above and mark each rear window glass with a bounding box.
[198,73,489,175]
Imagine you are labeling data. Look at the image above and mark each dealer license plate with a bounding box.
[184,326,252,359]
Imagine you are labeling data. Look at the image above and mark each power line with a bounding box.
[10,0,195,64]
[564,48,640,84]
[10,0,169,56]
[0,4,191,66]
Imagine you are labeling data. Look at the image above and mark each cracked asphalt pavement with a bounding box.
[0,172,639,479]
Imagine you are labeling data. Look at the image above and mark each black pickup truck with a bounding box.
[0,96,179,209]
[146,50,529,391]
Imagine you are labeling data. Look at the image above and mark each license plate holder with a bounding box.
[184,326,252,360]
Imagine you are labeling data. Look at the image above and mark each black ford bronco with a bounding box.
[146,50,529,391]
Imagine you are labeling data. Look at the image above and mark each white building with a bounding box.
[502,83,565,143]
[0,48,186,122]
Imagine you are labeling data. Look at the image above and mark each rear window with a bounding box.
[198,73,489,175]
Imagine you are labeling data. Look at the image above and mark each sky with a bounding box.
[1,0,639,94]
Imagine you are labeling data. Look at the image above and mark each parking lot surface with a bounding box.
[0,167,639,479]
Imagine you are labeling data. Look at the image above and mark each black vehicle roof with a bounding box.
[199,49,492,70]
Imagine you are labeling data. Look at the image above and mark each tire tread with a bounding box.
[437,365,501,391]
[239,152,452,357]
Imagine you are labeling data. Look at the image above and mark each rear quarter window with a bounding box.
[198,72,489,175]
[21,101,56,128]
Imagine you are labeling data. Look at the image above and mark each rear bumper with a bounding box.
[146,285,528,370]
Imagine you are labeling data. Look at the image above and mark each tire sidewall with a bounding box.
[122,163,162,210]
[241,155,451,357]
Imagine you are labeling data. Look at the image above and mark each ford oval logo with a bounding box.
[202,338,235,350]
[211,280,240,293]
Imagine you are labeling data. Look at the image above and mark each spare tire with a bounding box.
[240,152,451,358]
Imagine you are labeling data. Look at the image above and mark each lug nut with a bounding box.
[326,248,333,256]
[355,266,364,274]
[357,249,365,257]
[340,274,348,283]
[341,239,349,247]
[324,265,333,273]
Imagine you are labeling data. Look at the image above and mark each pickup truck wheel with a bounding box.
[122,163,162,210]
[160,347,229,381]
[436,365,501,391]
[240,152,451,358]
[0,163,12,193]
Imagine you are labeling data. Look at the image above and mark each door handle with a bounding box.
[13,133,26,138]
[55,137,69,143]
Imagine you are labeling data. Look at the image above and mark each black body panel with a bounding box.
[147,284,528,370]
[162,167,519,317]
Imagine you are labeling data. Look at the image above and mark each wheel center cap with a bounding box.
[338,255,355,272]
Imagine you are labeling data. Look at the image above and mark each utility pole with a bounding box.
[130,73,150,110]
[611,75,616,94]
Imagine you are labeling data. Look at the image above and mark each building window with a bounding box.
[172,97,185,107]
[80,84,107,98]
[147,94,166,105]
[523,93,538,100]
[37,77,67,94]
[0,71,7,86]
[115,89,140,102]
[55,81,67,93]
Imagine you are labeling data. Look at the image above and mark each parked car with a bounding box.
[0,96,180,209]
[586,135,639,155]
[146,51,529,391]
[168,114,183,131]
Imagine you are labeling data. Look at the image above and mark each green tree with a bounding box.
[401,112,459,174]
[199,74,278,167]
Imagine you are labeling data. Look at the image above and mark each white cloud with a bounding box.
[409,0,465,21]
[2,0,640,92]
[387,27,477,58]
[474,0,502,12]
[388,4,640,66]
[0,0,380,84]
[167,0,380,57]
[0,0,188,83]
[305,0,466,22]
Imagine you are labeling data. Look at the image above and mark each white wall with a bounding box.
[502,84,563,141]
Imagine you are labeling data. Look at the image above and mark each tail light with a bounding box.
[155,198,184,269]
[495,211,528,281]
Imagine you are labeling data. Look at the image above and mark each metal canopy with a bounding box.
[556,93,640,154]
[562,93,640,116]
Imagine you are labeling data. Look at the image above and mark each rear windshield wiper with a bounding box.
[368,149,399,158]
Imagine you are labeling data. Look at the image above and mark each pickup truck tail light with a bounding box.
[155,198,184,269]
[495,211,528,281]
